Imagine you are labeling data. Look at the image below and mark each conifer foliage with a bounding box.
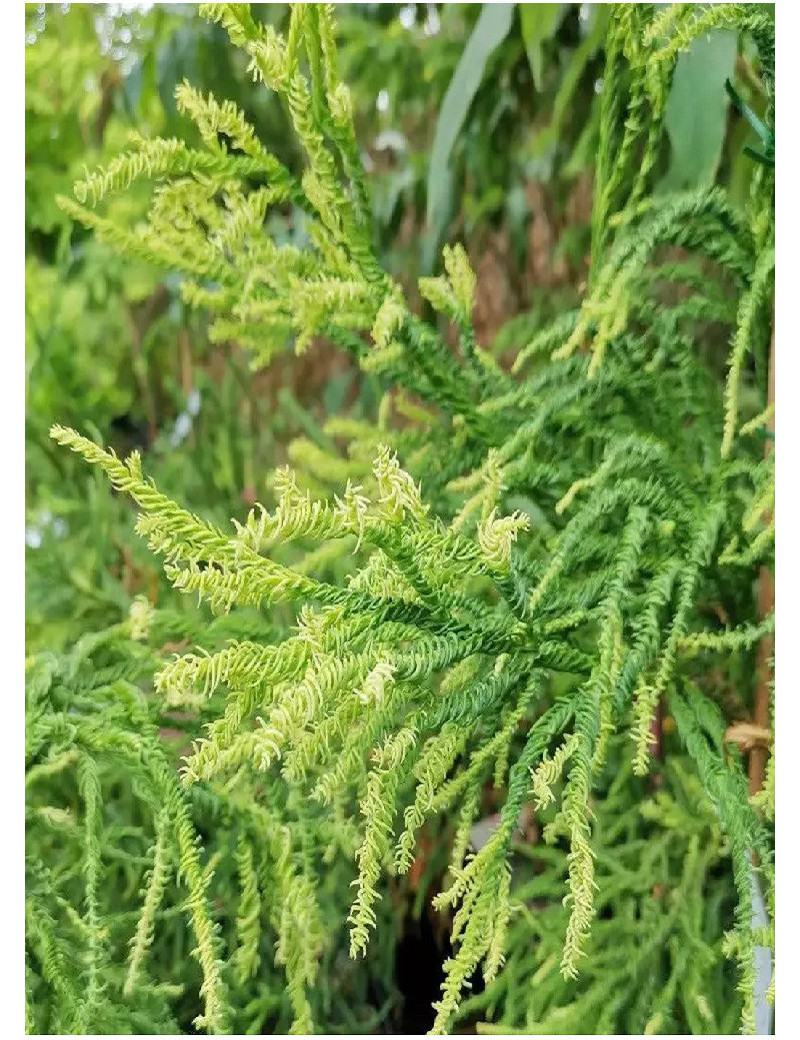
[26,602,367,1034]
[37,2,774,1034]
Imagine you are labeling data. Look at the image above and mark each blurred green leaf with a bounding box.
[530,5,609,158]
[661,31,737,190]
[518,3,566,91]
[425,3,516,260]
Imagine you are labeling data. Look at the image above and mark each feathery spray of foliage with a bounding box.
[26,605,229,1034]
[46,2,774,1033]
[457,749,748,1035]
[26,599,399,1035]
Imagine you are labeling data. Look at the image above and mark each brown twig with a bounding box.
[96,66,121,145]
[648,697,664,788]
